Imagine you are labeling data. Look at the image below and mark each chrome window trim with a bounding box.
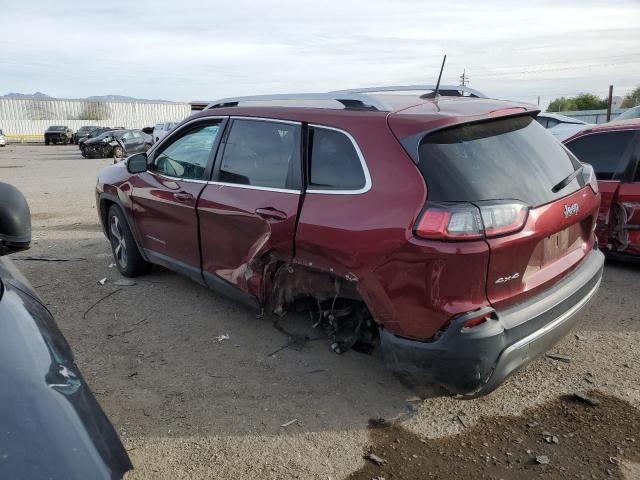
[207,181,300,194]
[150,171,208,184]
[306,124,372,195]
[230,116,302,126]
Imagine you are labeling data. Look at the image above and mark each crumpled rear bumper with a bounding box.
[381,248,604,396]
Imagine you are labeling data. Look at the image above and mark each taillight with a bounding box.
[415,201,528,241]
[581,163,599,195]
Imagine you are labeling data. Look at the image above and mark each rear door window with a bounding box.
[307,127,366,191]
[215,119,301,190]
[417,115,583,207]
[565,131,637,180]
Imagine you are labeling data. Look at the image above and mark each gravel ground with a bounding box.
[1,144,639,479]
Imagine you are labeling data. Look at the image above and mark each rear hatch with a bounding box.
[413,114,599,310]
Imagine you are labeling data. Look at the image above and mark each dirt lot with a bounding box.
[1,144,639,479]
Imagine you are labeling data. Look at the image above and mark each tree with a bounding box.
[622,86,640,108]
[547,93,606,112]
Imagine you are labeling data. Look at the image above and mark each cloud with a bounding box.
[1,0,638,107]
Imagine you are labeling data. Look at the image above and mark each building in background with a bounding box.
[0,98,191,140]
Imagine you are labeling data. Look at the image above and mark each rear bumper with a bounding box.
[381,248,604,396]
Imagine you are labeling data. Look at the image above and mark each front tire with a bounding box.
[108,205,149,277]
[112,145,123,159]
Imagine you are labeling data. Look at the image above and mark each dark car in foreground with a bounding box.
[83,129,149,159]
[44,125,74,145]
[0,182,132,479]
[564,119,640,261]
[96,86,604,396]
[73,125,100,144]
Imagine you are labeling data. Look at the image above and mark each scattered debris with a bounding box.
[456,415,469,428]
[14,256,86,262]
[575,333,586,341]
[573,392,601,406]
[546,353,571,363]
[113,278,136,287]
[128,371,138,378]
[544,435,560,444]
[306,369,326,375]
[369,418,387,428]
[82,289,123,320]
[536,455,550,465]
[281,419,298,428]
[364,453,387,466]
[107,319,149,338]
[526,421,539,428]
[216,334,230,342]
[109,263,116,268]
[98,277,107,285]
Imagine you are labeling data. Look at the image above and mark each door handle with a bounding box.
[255,207,287,221]
[174,192,194,203]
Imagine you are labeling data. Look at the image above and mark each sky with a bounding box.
[1,0,639,108]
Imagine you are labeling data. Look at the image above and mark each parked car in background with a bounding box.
[614,105,640,122]
[536,112,591,141]
[83,129,149,159]
[73,125,100,144]
[78,127,113,150]
[0,129,6,147]
[564,119,640,261]
[44,125,74,145]
[96,87,603,396]
[152,122,177,143]
[0,182,132,479]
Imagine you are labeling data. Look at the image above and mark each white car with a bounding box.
[0,129,6,147]
[614,105,640,122]
[152,122,177,143]
[536,113,591,141]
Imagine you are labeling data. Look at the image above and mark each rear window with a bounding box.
[417,115,582,207]
[308,127,366,191]
[565,131,636,180]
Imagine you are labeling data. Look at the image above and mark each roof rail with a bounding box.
[205,93,391,111]
[331,84,486,98]
[204,85,487,112]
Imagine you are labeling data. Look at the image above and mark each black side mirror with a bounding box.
[127,153,148,174]
[0,183,31,256]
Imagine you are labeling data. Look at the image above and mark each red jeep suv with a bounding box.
[96,86,604,396]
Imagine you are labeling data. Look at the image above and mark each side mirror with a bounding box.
[127,153,148,174]
[0,183,31,256]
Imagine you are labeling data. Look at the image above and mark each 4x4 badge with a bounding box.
[563,203,579,218]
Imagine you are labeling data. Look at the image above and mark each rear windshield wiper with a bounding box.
[552,165,583,194]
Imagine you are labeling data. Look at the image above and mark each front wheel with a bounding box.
[112,145,123,159]
[108,205,149,277]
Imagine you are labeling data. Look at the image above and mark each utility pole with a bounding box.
[459,69,468,88]
[606,85,613,122]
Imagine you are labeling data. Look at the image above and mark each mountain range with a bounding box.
[1,92,173,103]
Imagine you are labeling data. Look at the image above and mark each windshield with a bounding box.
[417,115,583,207]
[616,106,640,121]
[79,126,97,132]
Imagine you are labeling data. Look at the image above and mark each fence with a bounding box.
[0,98,192,141]
[554,109,626,124]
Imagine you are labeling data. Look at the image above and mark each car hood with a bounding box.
[85,137,112,145]
[0,256,132,479]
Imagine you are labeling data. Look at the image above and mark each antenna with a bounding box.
[434,54,447,99]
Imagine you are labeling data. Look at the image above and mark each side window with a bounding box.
[150,123,220,180]
[308,127,366,191]
[565,131,636,180]
[131,130,142,138]
[122,131,134,140]
[546,118,560,128]
[216,119,301,190]
[535,117,548,128]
